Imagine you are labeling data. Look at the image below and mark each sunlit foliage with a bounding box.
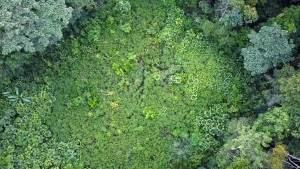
[0,0,299,168]
[42,1,248,168]
[0,87,80,168]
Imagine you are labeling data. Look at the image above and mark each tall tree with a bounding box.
[253,107,289,141]
[242,24,294,75]
[0,0,72,55]
[216,0,259,28]
[279,71,300,138]
[217,118,272,168]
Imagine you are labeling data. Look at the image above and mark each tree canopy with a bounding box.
[0,0,72,55]
[0,0,299,168]
[242,24,294,75]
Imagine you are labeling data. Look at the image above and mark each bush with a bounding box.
[0,87,81,168]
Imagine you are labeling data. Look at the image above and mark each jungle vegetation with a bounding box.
[0,0,300,168]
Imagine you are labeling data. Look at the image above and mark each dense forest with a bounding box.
[0,0,299,168]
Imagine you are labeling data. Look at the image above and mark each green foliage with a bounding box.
[83,19,102,43]
[199,18,251,57]
[65,0,100,23]
[0,0,264,168]
[216,0,259,26]
[217,118,272,169]
[279,70,300,138]
[114,0,131,13]
[0,0,72,55]
[176,0,198,9]
[244,0,267,6]
[1,52,32,72]
[220,6,244,28]
[253,107,289,140]
[0,52,35,90]
[268,6,300,34]
[2,87,31,106]
[242,24,295,75]
[42,1,248,168]
[194,104,228,137]
[269,144,288,169]
[86,91,97,108]
[198,1,213,15]
[66,0,97,9]
[274,65,297,80]
[0,87,81,168]
[0,70,11,90]
[287,138,300,158]
[120,23,132,33]
[279,70,300,106]
[227,157,250,169]
[0,0,73,89]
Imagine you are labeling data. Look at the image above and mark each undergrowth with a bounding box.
[6,0,250,168]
